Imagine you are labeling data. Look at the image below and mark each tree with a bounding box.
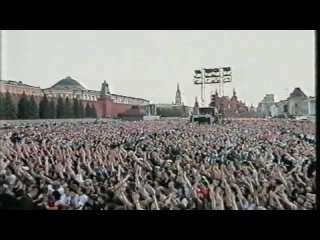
[3,91,17,119]
[73,98,82,118]
[29,95,39,119]
[64,97,73,118]
[18,92,30,119]
[0,92,4,120]
[49,99,56,119]
[90,104,97,118]
[85,102,92,118]
[78,100,85,118]
[56,96,65,119]
[39,94,50,119]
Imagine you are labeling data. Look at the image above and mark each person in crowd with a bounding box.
[0,119,316,210]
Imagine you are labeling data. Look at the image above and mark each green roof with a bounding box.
[50,76,86,90]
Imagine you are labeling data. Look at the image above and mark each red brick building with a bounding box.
[197,88,253,118]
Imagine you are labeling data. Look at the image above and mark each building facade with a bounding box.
[214,88,251,118]
[287,88,308,116]
[257,94,275,117]
[259,88,314,118]
[274,100,288,116]
[0,76,149,118]
[295,97,315,116]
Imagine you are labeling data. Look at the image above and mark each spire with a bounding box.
[193,96,199,114]
[100,80,110,96]
[232,87,237,101]
[194,96,199,108]
[175,82,182,105]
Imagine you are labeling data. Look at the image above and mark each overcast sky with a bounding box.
[1,30,315,106]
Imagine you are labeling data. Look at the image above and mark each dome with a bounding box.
[50,76,86,90]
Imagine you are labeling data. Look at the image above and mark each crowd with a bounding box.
[0,119,316,210]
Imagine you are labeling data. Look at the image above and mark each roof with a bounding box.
[118,106,147,117]
[49,76,86,90]
[111,93,149,102]
[0,80,41,89]
[289,88,307,98]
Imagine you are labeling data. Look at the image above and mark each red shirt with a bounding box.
[197,189,210,198]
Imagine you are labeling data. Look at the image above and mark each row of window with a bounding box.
[0,87,42,96]
[44,92,98,101]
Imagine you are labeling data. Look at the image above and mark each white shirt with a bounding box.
[76,194,88,210]
[47,185,65,195]
[57,194,71,206]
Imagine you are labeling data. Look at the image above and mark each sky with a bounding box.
[1,30,315,107]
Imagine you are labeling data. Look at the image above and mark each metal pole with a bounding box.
[201,68,205,107]
[220,68,224,97]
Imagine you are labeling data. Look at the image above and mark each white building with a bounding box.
[298,97,315,116]
[287,88,308,116]
[257,94,275,117]
[269,105,278,117]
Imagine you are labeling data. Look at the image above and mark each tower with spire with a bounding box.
[100,80,110,99]
[231,87,237,101]
[175,83,182,105]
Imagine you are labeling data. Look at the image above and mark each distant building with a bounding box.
[193,96,200,114]
[0,80,43,97]
[175,83,182,106]
[261,88,314,118]
[287,87,308,116]
[143,83,191,117]
[257,94,275,117]
[214,88,250,118]
[0,76,149,118]
[275,100,288,116]
[295,96,315,116]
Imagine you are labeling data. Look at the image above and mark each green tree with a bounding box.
[73,98,80,118]
[64,97,73,118]
[39,94,50,119]
[90,104,97,118]
[29,95,39,119]
[79,100,85,118]
[3,91,17,119]
[17,92,30,119]
[56,96,65,119]
[85,102,91,118]
[0,92,4,120]
[49,99,56,119]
